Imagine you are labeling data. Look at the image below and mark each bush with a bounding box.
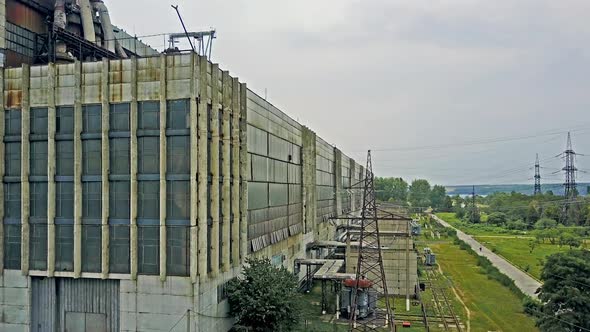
[534,218,557,230]
[522,297,542,316]
[488,212,508,225]
[506,219,528,230]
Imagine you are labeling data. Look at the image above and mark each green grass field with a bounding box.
[435,212,528,236]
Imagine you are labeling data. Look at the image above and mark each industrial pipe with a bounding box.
[91,0,115,52]
[78,0,96,43]
[53,0,67,54]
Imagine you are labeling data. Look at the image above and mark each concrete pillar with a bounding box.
[0,68,4,274]
[21,64,30,276]
[100,59,110,278]
[197,56,208,280]
[238,83,248,263]
[349,158,356,211]
[189,53,199,283]
[129,57,138,280]
[73,60,82,278]
[334,148,342,218]
[47,64,56,277]
[301,127,317,236]
[230,78,240,267]
[159,54,167,281]
[221,71,231,272]
[210,64,220,277]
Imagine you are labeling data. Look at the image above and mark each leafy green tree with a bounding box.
[506,219,527,230]
[463,204,481,223]
[526,202,541,227]
[535,217,557,230]
[487,212,508,225]
[375,177,408,203]
[408,179,431,208]
[430,185,447,211]
[536,250,590,331]
[227,258,302,331]
[442,196,454,212]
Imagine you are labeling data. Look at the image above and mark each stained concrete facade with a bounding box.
[0,53,364,331]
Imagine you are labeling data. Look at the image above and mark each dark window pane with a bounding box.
[167,180,189,220]
[4,183,21,219]
[5,142,21,176]
[138,181,159,219]
[109,225,130,273]
[83,139,101,175]
[56,107,74,134]
[109,181,130,219]
[5,110,21,135]
[110,138,130,175]
[56,182,74,219]
[167,99,189,129]
[138,226,159,275]
[83,105,101,133]
[30,182,48,219]
[166,226,188,276]
[167,136,189,174]
[138,137,159,174]
[4,224,21,269]
[56,140,74,176]
[138,101,159,130]
[55,224,74,271]
[30,224,47,270]
[30,108,48,135]
[82,225,101,272]
[110,103,130,131]
[83,182,101,220]
[30,141,47,176]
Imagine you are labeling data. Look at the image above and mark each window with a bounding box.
[30,182,48,219]
[138,137,159,174]
[4,183,21,219]
[138,181,159,219]
[110,138,130,175]
[56,182,74,219]
[166,226,188,276]
[55,224,74,271]
[138,226,159,275]
[138,101,159,130]
[83,140,101,175]
[30,141,47,176]
[167,100,189,129]
[109,181,130,220]
[5,110,21,136]
[83,182,101,220]
[109,225,130,273]
[167,136,189,174]
[5,142,21,176]
[167,181,189,220]
[3,224,21,269]
[110,103,130,132]
[82,225,101,273]
[83,105,101,133]
[56,140,74,176]
[56,107,74,134]
[30,108,48,135]
[30,224,47,270]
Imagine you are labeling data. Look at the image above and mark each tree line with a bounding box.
[374,177,452,211]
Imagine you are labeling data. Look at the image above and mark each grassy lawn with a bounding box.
[435,212,528,236]
[295,283,348,332]
[430,241,539,332]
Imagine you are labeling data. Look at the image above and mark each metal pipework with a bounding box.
[78,0,96,43]
[91,0,115,52]
[53,0,67,54]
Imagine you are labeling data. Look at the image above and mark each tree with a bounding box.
[408,179,431,208]
[536,250,590,331]
[430,185,447,211]
[487,212,508,225]
[226,258,302,331]
[375,177,408,203]
[534,217,557,230]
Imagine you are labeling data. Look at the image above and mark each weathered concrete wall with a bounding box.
[0,270,30,331]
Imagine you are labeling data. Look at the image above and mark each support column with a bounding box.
[301,127,317,236]
[100,59,110,278]
[129,57,138,280]
[221,71,231,272]
[21,64,30,276]
[73,60,82,278]
[210,64,220,277]
[334,148,342,218]
[47,64,56,277]
[159,54,167,281]
[0,68,4,274]
[197,56,208,280]
[230,78,240,268]
[238,83,248,263]
[189,53,199,283]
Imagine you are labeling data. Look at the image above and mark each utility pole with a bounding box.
[470,185,477,223]
[534,153,542,195]
[563,132,578,198]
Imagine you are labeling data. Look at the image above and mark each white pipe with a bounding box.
[79,0,96,43]
[92,0,115,52]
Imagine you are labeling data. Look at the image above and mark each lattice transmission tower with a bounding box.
[349,150,394,331]
[534,153,542,195]
[563,132,578,198]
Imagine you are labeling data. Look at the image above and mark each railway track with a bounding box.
[423,268,463,332]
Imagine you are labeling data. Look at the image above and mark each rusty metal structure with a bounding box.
[349,150,394,331]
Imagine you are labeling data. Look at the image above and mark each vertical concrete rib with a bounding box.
[334,148,342,217]
[73,60,83,278]
[47,64,56,277]
[197,56,208,280]
[159,54,167,281]
[129,57,138,280]
[210,64,220,277]
[0,68,4,274]
[100,59,110,278]
[189,53,199,283]
[21,64,30,275]
[301,127,317,235]
[221,71,231,272]
[238,83,248,263]
[230,78,240,267]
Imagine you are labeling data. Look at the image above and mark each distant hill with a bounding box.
[445,183,590,197]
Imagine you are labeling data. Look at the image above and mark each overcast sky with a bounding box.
[107,0,590,186]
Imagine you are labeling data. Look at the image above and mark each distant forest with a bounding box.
[446,183,590,197]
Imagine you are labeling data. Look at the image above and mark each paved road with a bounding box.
[431,214,542,298]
